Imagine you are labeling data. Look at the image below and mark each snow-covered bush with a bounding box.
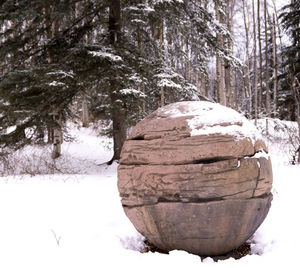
[255,118,299,164]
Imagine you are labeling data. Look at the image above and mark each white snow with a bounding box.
[118,88,147,98]
[1,119,300,267]
[88,51,122,62]
[49,81,65,87]
[245,151,269,160]
[158,79,182,89]
[131,19,146,25]
[143,7,155,13]
[47,70,74,78]
[154,72,181,79]
[154,0,183,4]
[159,101,262,143]
[6,125,17,134]
[129,74,143,83]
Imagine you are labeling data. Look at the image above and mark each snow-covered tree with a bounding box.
[0,0,241,160]
[280,0,300,162]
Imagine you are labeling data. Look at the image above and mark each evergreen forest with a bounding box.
[0,0,299,162]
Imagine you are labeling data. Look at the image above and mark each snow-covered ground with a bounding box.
[0,121,299,268]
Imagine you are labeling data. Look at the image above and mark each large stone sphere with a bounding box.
[118,101,273,256]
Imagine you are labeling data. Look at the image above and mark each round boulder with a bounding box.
[118,101,273,256]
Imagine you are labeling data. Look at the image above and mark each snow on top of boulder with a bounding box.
[158,101,262,142]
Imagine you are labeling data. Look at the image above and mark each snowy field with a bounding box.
[0,121,299,268]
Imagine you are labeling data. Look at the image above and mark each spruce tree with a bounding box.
[0,0,107,154]
[279,0,300,120]
[0,0,235,160]
[280,0,300,162]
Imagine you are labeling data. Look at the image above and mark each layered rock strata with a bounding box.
[118,101,273,256]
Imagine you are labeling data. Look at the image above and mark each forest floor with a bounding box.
[0,120,299,268]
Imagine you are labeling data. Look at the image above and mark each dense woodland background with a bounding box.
[0,0,299,162]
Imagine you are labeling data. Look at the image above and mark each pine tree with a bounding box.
[0,0,236,160]
[280,0,300,162]
[0,0,106,154]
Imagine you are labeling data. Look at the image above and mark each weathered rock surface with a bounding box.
[118,101,273,256]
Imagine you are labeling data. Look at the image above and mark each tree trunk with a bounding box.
[137,23,146,113]
[225,0,234,109]
[81,19,93,128]
[47,127,53,144]
[272,13,278,118]
[253,0,258,125]
[45,5,52,145]
[231,65,237,110]
[242,0,252,117]
[215,2,226,106]
[51,108,62,159]
[44,5,60,151]
[258,0,263,114]
[216,53,221,103]
[271,0,283,50]
[49,17,63,159]
[185,38,190,81]
[110,91,127,162]
[161,86,165,107]
[81,91,89,128]
[108,0,127,163]
[160,20,166,106]
[264,0,270,135]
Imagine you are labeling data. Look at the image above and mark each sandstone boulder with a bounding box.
[118,101,273,256]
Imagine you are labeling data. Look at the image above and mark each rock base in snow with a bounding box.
[118,101,273,256]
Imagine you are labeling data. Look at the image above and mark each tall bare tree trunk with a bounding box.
[271,0,283,48]
[136,0,145,113]
[271,0,285,80]
[216,54,221,103]
[81,25,93,128]
[230,3,237,111]
[242,0,252,117]
[264,0,270,135]
[215,2,226,106]
[272,13,278,118]
[160,21,165,107]
[50,17,63,159]
[51,108,63,159]
[253,0,258,125]
[109,0,127,162]
[137,23,146,113]
[50,17,62,157]
[44,5,53,144]
[200,72,209,98]
[225,0,234,108]
[185,38,190,81]
[258,0,263,114]
[81,92,89,127]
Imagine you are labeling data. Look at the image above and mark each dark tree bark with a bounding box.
[109,0,121,43]
[108,0,127,163]
[215,1,226,106]
[242,0,252,116]
[258,0,263,114]
[81,91,89,128]
[50,19,63,159]
[272,13,278,117]
[253,0,258,125]
[264,0,270,135]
